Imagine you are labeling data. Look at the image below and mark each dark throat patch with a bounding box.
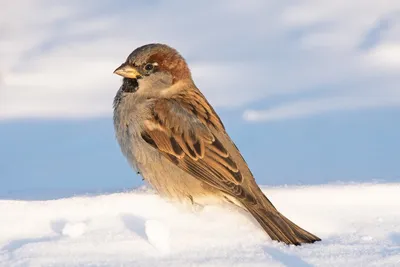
[122,78,139,93]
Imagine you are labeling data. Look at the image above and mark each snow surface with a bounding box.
[1,183,399,267]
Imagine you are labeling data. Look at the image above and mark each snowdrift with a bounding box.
[1,183,399,266]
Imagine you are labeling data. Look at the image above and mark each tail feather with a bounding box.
[245,205,321,245]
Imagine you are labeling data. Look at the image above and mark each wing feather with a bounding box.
[141,91,253,203]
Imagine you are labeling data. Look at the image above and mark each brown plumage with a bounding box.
[113,43,321,245]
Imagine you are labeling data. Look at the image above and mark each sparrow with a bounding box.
[113,43,321,245]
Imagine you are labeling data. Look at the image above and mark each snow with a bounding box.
[1,183,399,267]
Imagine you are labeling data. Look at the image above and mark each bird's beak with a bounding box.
[113,63,141,79]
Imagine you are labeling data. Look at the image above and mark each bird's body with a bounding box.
[113,43,321,245]
[114,89,222,205]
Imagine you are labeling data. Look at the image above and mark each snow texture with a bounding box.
[1,183,399,267]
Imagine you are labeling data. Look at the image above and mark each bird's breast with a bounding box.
[113,93,150,171]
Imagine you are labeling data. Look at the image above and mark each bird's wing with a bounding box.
[140,89,256,204]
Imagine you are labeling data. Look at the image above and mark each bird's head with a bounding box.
[113,44,192,95]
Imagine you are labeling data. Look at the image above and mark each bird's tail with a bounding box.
[242,197,321,245]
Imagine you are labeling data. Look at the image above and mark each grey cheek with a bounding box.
[160,76,173,86]
[140,73,173,90]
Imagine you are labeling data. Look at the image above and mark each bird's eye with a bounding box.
[144,63,154,71]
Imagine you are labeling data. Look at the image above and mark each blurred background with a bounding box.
[1,1,399,199]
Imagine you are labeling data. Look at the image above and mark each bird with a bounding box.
[113,43,321,245]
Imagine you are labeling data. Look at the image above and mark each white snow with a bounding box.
[1,183,399,267]
[145,219,172,255]
[61,222,87,238]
